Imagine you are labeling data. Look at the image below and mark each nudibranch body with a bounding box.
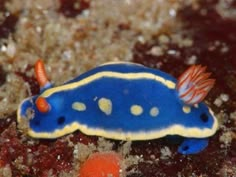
[17,60,218,154]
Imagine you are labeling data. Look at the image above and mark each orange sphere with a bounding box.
[79,151,121,177]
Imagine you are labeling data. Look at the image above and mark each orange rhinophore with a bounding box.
[35,59,50,88]
[35,97,50,113]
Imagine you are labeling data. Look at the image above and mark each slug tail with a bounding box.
[177,65,215,105]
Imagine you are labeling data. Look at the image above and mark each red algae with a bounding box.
[0,123,30,175]
[0,65,6,86]
[0,0,18,39]
[0,14,18,39]
[0,123,74,176]
[58,0,90,18]
[31,140,73,176]
[0,114,15,134]
[69,132,98,145]
[15,71,40,96]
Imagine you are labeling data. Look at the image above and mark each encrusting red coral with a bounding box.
[79,151,121,177]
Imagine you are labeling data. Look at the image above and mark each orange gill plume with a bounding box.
[177,65,215,105]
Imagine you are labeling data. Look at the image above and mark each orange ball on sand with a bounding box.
[79,151,121,177]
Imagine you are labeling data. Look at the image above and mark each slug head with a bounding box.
[17,59,71,138]
[17,91,73,138]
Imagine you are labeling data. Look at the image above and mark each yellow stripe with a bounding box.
[99,61,142,66]
[41,72,176,98]
[27,115,218,139]
[19,96,218,140]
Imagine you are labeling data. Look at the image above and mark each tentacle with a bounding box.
[35,59,52,91]
[35,97,51,113]
[177,65,215,105]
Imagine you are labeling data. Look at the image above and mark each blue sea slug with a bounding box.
[17,59,218,154]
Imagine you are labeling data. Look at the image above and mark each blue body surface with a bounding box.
[17,62,218,154]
